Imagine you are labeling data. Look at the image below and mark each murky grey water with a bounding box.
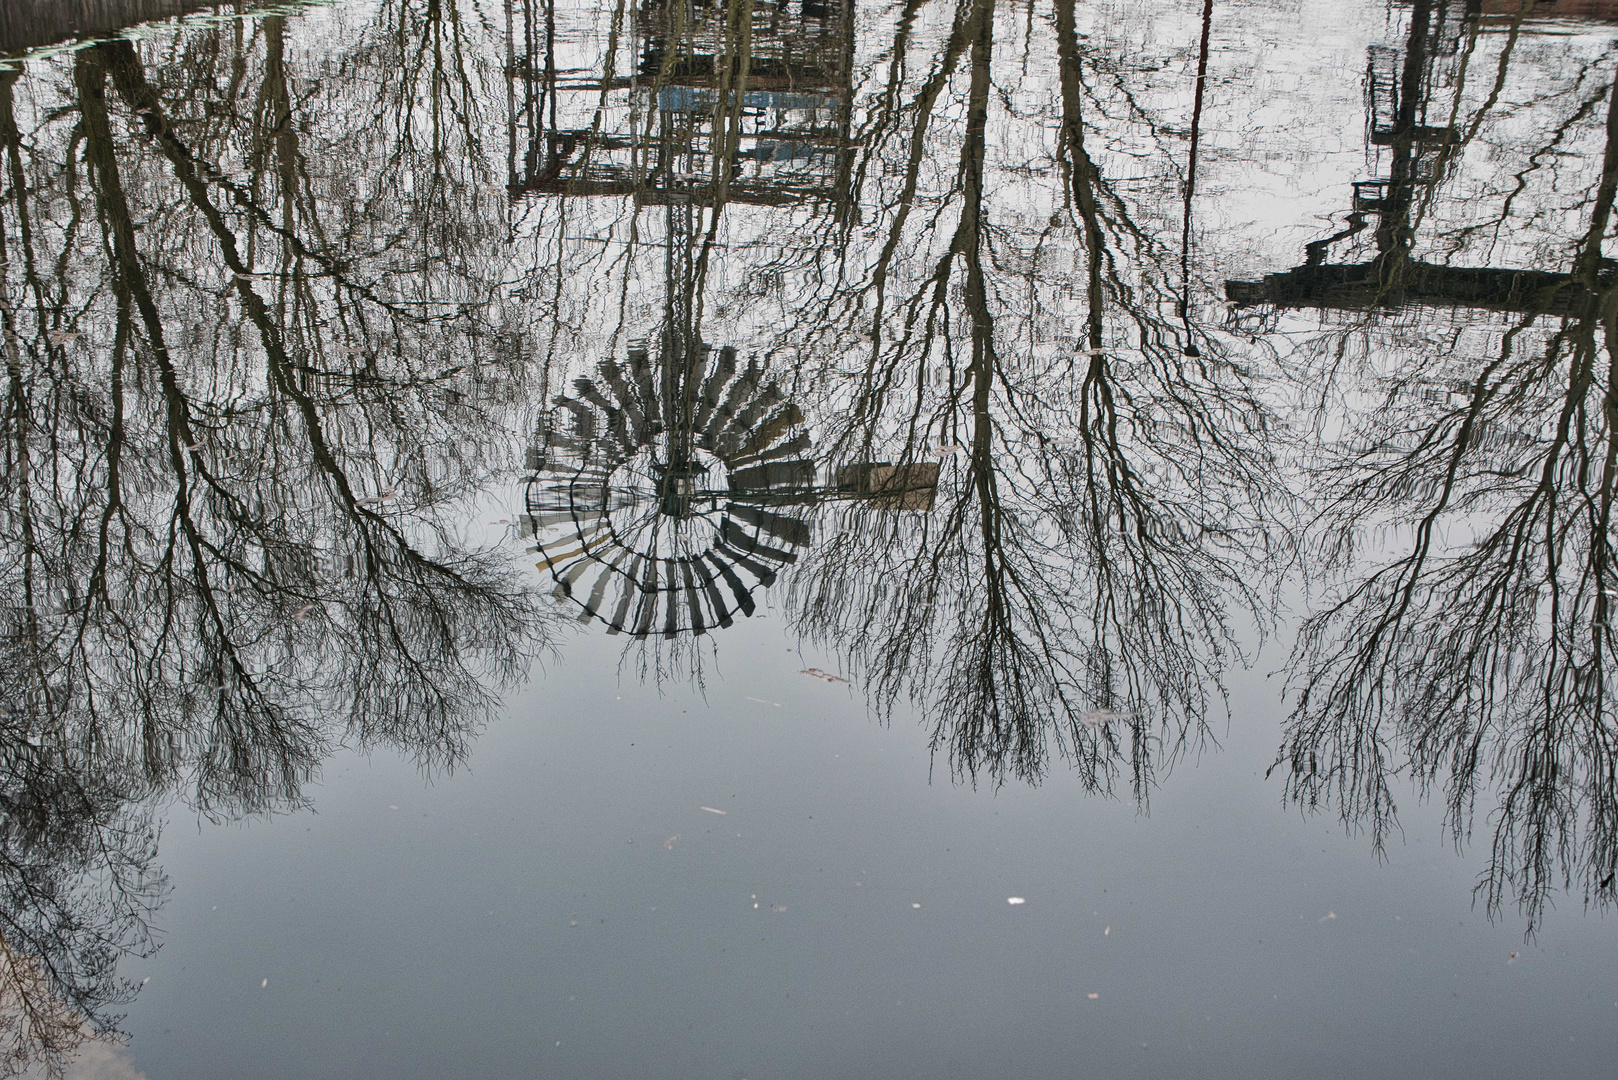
[1,0,1616,1075]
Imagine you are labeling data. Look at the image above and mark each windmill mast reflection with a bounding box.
[510,0,936,636]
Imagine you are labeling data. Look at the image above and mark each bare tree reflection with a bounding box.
[0,9,546,1065]
[785,0,1287,790]
[1261,5,1618,932]
[0,726,160,1079]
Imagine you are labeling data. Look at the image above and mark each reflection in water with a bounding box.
[1245,0,1618,930]
[780,0,1287,789]
[0,8,548,1068]
[0,0,1616,1068]
[515,0,1287,789]
[0,739,159,1076]
[526,339,817,635]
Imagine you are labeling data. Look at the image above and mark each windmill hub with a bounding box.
[606,444,731,522]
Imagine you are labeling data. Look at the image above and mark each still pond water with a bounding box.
[1,0,1617,1075]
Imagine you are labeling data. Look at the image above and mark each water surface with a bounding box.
[1,0,1616,1075]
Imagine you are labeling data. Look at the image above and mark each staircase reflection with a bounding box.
[1227,0,1616,316]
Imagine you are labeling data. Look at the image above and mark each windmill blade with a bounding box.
[604,553,646,634]
[630,557,662,638]
[688,555,735,628]
[703,361,762,440]
[692,345,738,433]
[725,502,812,547]
[552,395,598,444]
[728,431,814,468]
[597,360,654,444]
[720,518,800,567]
[576,545,635,623]
[712,537,781,587]
[573,379,637,456]
[702,550,756,618]
[730,459,818,492]
[721,382,786,442]
[728,402,804,460]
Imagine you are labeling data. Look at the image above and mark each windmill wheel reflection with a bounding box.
[525,344,816,636]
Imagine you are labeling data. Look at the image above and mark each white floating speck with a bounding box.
[700,806,727,815]
[1007,897,1026,905]
[260,978,268,988]
[912,903,921,909]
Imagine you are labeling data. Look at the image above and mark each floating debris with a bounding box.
[1318,911,1337,922]
[700,806,727,815]
[1087,993,1099,1000]
[745,696,782,707]
[1007,897,1026,905]
[1079,709,1137,727]
[800,668,850,684]
[260,978,268,988]
[663,835,679,850]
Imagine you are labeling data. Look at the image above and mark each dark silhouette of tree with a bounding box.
[0,9,549,1067]
[1270,21,1618,933]
[784,0,1288,790]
